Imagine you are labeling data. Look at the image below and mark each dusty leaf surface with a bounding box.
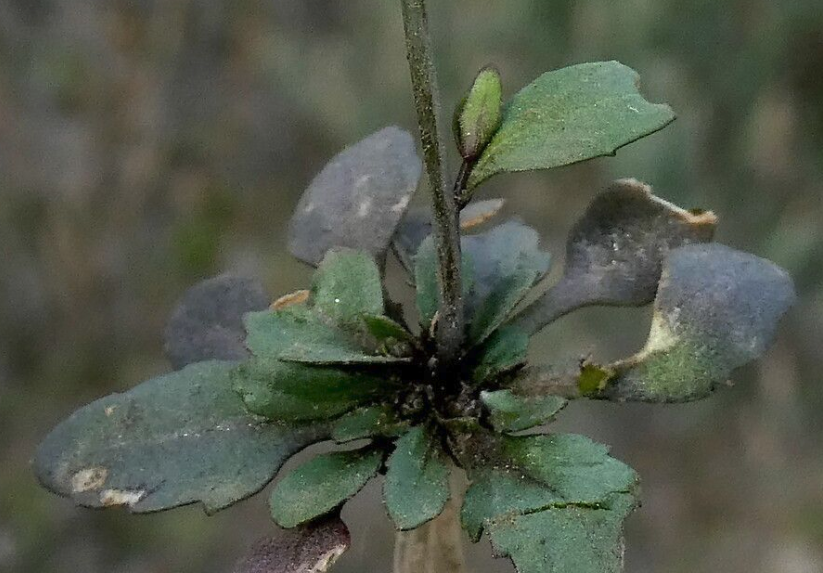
[384,427,451,531]
[270,447,383,528]
[605,243,796,401]
[233,516,350,573]
[289,127,421,266]
[35,361,327,514]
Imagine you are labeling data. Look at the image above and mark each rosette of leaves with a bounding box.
[34,62,795,573]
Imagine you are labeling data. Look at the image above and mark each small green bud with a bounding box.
[454,66,503,161]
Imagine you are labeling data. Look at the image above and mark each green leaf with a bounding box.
[232,358,393,422]
[384,427,451,530]
[310,249,385,330]
[34,361,327,514]
[461,433,638,541]
[331,405,408,443]
[270,447,383,528]
[233,516,350,573]
[513,180,716,335]
[464,221,551,343]
[244,306,406,366]
[361,314,416,346]
[289,127,422,266]
[467,62,675,189]
[414,221,549,339]
[414,235,475,328]
[487,493,637,573]
[481,390,567,433]
[455,66,503,160]
[472,326,530,384]
[603,243,796,402]
[394,199,506,275]
[164,275,269,369]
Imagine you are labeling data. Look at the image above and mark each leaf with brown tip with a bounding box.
[513,180,716,335]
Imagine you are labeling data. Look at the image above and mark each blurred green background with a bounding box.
[1,1,822,572]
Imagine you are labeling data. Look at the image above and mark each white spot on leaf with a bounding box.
[100,489,145,508]
[308,545,348,573]
[71,467,108,493]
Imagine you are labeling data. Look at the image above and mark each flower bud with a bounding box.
[454,66,503,161]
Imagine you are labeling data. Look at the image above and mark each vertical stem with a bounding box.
[393,467,469,573]
[399,0,464,370]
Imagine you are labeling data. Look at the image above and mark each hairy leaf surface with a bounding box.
[331,405,409,443]
[472,326,530,384]
[310,249,385,330]
[487,493,636,573]
[481,390,567,433]
[270,447,383,528]
[461,433,638,541]
[232,358,394,422]
[384,427,451,531]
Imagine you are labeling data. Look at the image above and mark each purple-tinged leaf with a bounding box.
[514,244,796,403]
[464,221,551,343]
[603,243,796,402]
[233,517,350,573]
[289,127,422,267]
[393,199,506,273]
[164,275,269,370]
[514,180,716,335]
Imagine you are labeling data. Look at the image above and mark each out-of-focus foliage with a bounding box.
[2,1,822,573]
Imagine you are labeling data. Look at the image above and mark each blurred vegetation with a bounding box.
[1,1,822,572]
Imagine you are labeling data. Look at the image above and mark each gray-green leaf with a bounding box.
[414,221,549,341]
[34,361,327,514]
[604,243,796,402]
[232,358,394,422]
[464,221,551,343]
[481,390,567,433]
[244,306,404,366]
[513,180,716,335]
[394,199,505,275]
[331,405,408,443]
[164,275,270,369]
[289,127,421,266]
[487,493,637,573]
[461,433,638,541]
[468,61,675,189]
[414,236,475,328]
[384,427,451,531]
[472,326,530,384]
[270,447,383,528]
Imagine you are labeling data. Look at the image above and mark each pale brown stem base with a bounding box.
[392,468,469,573]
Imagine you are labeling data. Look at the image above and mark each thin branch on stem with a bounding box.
[399,0,464,371]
